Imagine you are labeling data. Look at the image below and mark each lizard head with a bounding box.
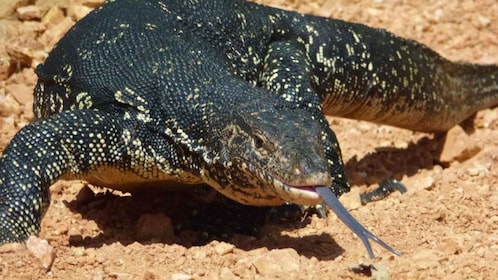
[208,100,333,206]
[205,101,401,258]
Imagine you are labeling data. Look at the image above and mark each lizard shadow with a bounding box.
[65,188,344,261]
[343,132,449,188]
[62,130,464,260]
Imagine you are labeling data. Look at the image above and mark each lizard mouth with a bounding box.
[229,159,329,205]
[248,163,331,205]
[271,179,327,205]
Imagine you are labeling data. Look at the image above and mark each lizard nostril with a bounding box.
[293,165,303,175]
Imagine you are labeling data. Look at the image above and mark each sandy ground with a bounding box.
[0,0,497,279]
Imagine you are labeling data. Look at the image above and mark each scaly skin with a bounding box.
[1,0,497,258]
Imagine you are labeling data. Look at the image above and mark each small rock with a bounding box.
[252,248,300,276]
[192,249,207,260]
[218,267,237,279]
[72,246,85,257]
[5,43,33,68]
[26,236,56,272]
[16,5,42,21]
[0,54,15,80]
[41,6,65,28]
[136,213,174,242]
[38,17,75,51]
[171,273,193,280]
[68,5,94,21]
[0,94,22,117]
[414,176,435,191]
[213,241,235,256]
[22,100,34,120]
[5,83,33,105]
[437,238,461,255]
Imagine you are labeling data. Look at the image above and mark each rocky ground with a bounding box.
[0,0,497,279]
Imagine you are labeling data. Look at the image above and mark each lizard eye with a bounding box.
[252,134,265,150]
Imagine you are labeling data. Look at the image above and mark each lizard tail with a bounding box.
[433,61,498,131]
[316,21,498,132]
[323,58,498,132]
[446,61,498,110]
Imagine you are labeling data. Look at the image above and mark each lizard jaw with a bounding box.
[272,180,325,205]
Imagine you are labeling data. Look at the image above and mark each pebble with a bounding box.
[0,56,14,81]
[68,5,94,21]
[38,17,75,51]
[41,6,65,28]
[0,94,22,117]
[72,247,85,257]
[26,236,56,272]
[218,267,238,280]
[171,273,193,280]
[252,248,301,276]
[213,241,235,256]
[5,83,33,105]
[16,5,42,21]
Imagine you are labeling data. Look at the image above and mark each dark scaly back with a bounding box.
[279,14,498,132]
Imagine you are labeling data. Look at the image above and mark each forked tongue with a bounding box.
[314,186,402,258]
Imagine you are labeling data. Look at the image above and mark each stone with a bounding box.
[213,241,235,256]
[26,236,56,272]
[16,5,42,21]
[5,83,33,105]
[41,6,65,29]
[252,248,301,276]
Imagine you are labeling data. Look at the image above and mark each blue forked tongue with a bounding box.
[313,186,402,258]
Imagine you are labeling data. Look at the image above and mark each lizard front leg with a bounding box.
[0,109,134,244]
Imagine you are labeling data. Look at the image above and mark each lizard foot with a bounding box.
[360,180,407,205]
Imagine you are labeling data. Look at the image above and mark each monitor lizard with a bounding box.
[1,0,497,258]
